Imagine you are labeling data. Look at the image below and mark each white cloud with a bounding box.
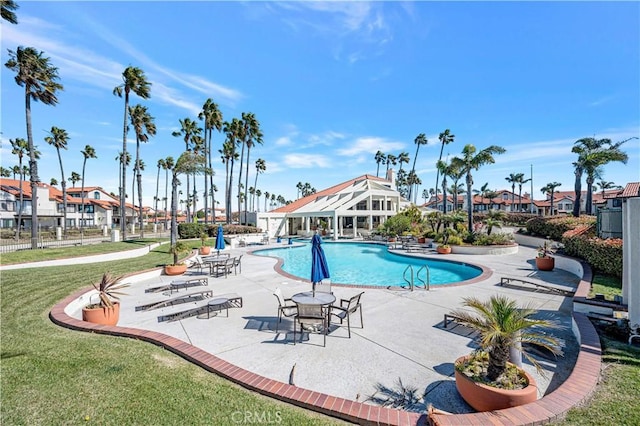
[283,153,331,168]
[336,136,404,156]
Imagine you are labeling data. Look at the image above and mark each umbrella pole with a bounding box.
[312,282,316,297]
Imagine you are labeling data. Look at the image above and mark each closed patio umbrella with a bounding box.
[215,225,225,255]
[310,233,330,296]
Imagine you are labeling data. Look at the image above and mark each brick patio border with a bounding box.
[49,259,601,426]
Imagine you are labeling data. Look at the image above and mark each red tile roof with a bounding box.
[621,182,640,198]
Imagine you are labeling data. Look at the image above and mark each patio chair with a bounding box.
[187,255,206,274]
[232,254,243,274]
[314,281,332,294]
[330,291,364,338]
[273,287,296,333]
[294,303,329,347]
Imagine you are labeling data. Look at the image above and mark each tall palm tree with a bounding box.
[572,137,631,215]
[6,46,63,248]
[540,182,562,216]
[436,159,451,213]
[450,144,506,231]
[253,158,266,212]
[596,180,621,200]
[1,0,19,24]
[422,188,430,205]
[49,177,57,185]
[222,118,241,223]
[408,133,428,200]
[296,181,303,199]
[435,129,455,205]
[514,173,530,212]
[80,145,97,233]
[11,165,20,179]
[68,171,81,187]
[385,153,397,175]
[114,151,131,229]
[241,112,263,224]
[0,166,11,177]
[10,138,29,239]
[129,104,155,235]
[44,127,70,234]
[198,98,223,225]
[505,173,518,211]
[374,150,386,177]
[113,66,151,239]
[155,159,165,222]
[172,117,202,223]
[163,156,174,229]
[255,189,262,212]
[264,191,270,212]
[169,151,206,262]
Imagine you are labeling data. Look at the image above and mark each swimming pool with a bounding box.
[253,241,483,287]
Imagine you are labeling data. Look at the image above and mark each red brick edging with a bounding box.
[50,260,600,426]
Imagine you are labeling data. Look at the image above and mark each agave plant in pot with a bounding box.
[165,241,190,275]
[451,295,563,411]
[199,232,211,255]
[535,240,556,271]
[82,273,129,326]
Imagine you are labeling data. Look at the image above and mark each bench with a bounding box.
[145,278,208,294]
[499,276,574,297]
[443,313,464,329]
[135,289,214,312]
[586,312,619,324]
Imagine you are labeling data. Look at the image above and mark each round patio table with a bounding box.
[291,291,336,306]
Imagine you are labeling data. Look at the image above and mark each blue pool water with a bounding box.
[253,241,482,287]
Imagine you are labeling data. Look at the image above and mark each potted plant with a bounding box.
[451,295,563,411]
[82,272,129,326]
[199,232,211,255]
[165,241,190,275]
[436,228,456,254]
[535,240,555,271]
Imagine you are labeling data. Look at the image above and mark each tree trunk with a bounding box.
[25,91,39,249]
[121,92,128,240]
[573,167,582,217]
[171,172,179,264]
[487,344,510,381]
[81,159,86,234]
[466,173,473,232]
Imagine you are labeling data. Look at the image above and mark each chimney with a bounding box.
[385,168,396,187]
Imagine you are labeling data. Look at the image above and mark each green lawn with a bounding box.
[589,273,622,301]
[0,245,343,425]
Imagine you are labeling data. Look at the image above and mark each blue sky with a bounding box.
[2,1,639,211]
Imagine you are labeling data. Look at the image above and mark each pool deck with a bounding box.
[49,241,600,425]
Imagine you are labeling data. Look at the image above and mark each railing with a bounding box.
[402,264,431,291]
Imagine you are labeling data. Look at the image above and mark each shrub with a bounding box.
[448,235,463,246]
[178,223,205,239]
[216,224,261,235]
[475,212,536,227]
[525,215,596,241]
[562,234,623,277]
[472,232,515,246]
[380,214,413,237]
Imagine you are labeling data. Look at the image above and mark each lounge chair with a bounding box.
[187,256,206,274]
[330,291,364,338]
[294,303,329,347]
[145,277,208,294]
[273,287,296,332]
[135,289,214,311]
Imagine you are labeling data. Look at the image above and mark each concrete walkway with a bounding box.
[57,241,581,416]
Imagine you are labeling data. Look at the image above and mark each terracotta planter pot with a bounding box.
[535,256,555,271]
[437,246,452,254]
[199,246,211,255]
[82,302,120,326]
[164,264,187,275]
[418,237,426,244]
[454,355,538,411]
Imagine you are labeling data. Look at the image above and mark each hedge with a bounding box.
[525,215,596,241]
[562,234,623,277]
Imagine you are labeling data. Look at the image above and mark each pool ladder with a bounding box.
[402,264,430,291]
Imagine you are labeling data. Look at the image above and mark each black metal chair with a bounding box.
[330,291,364,338]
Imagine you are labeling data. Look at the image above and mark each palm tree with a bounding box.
[435,129,455,205]
[422,188,430,205]
[11,165,20,179]
[436,159,451,213]
[374,150,386,177]
[408,133,428,200]
[6,46,63,248]
[572,137,631,215]
[241,112,263,224]
[1,0,19,24]
[505,173,518,211]
[169,151,206,264]
[80,145,97,233]
[163,156,174,229]
[10,138,29,239]
[514,173,530,212]
[49,177,57,185]
[222,118,241,223]
[113,66,151,239]
[540,182,562,216]
[385,153,397,175]
[68,171,81,188]
[264,191,270,212]
[0,166,11,177]
[253,158,266,212]
[296,182,304,199]
[450,144,506,231]
[595,180,622,201]
[129,104,155,235]
[255,189,262,212]
[44,127,70,234]
[473,182,491,211]
[115,151,131,228]
[172,117,202,223]
[198,98,223,226]
[155,159,166,222]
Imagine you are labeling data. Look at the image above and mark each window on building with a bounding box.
[356,201,367,210]
[0,201,15,212]
[1,219,14,228]
[94,191,100,200]
[502,193,509,200]
[612,199,622,208]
